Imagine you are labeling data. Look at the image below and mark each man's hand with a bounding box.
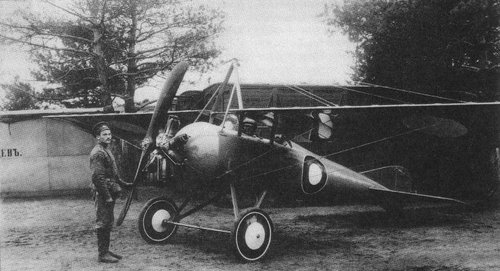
[141,137,152,150]
[119,179,134,189]
[123,182,134,189]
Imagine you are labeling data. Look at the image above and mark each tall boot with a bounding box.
[97,228,118,263]
[105,229,122,260]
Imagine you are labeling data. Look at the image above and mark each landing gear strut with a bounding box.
[137,183,273,261]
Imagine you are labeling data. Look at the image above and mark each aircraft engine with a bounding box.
[160,133,188,164]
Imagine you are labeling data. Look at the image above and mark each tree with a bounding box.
[0,79,71,110]
[324,0,500,100]
[0,81,38,110]
[0,0,224,111]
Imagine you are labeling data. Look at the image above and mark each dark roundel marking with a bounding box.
[301,156,327,194]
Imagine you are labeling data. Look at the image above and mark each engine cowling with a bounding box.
[175,122,223,178]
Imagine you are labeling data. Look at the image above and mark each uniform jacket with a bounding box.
[90,143,123,200]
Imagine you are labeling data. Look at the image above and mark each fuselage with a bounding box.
[174,121,387,201]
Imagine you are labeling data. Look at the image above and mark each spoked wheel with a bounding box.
[138,196,178,244]
[232,208,273,262]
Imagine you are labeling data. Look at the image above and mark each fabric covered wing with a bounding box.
[44,110,201,148]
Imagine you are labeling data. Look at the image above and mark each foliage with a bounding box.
[324,0,500,100]
[0,81,38,110]
[0,0,225,110]
[0,80,74,110]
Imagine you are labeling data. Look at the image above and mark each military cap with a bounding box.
[92,121,110,136]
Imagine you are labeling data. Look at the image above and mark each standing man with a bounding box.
[90,122,132,263]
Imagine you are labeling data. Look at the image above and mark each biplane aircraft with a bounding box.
[47,61,500,261]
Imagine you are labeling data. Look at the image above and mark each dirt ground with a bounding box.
[1,188,500,271]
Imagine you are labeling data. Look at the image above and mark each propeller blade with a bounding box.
[116,61,189,226]
[116,151,146,226]
[145,61,189,145]
[116,186,135,226]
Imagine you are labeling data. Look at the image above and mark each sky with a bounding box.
[0,0,355,103]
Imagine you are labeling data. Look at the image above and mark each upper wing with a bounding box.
[44,110,202,148]
[231,101,500,112]
[40,101,500,148]
[228,101,500,140]
[45,112,151,148]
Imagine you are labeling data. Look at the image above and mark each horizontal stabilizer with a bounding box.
[369,188,466,205]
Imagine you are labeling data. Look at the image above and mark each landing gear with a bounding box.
[137,184,273,261]
[138,196,178,244]
[232,208,273,262]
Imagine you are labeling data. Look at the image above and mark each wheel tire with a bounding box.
[231,208,273,262]
[138,196,178,244]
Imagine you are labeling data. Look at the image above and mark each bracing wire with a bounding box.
[215,147,277,180]
[285,85,338,106]
[231,124,436,182]
[354,81,465,103]
[194,84,223,122]
[291,128,315,141]
[333,85,409,104]
[287,85,331,106]
[120,138,142,150]
[321,125,431,159]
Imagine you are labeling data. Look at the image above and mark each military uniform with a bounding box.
[90,122,131,263]
[90,142,124,229]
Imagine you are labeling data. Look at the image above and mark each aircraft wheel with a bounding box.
[232,208,273,262]
[138,196,178,244]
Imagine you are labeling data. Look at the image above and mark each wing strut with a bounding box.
[220,61,244,130]
[197,63,233,123]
